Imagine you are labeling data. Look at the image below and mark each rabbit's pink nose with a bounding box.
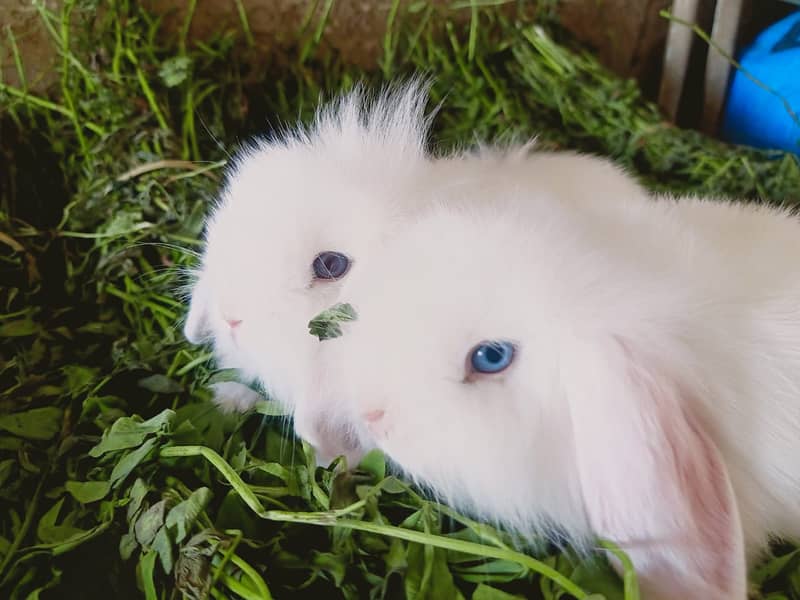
[363,409,385,424]
[225,318,242,329]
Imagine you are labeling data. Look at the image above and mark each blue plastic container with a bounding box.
[721,11,800,154]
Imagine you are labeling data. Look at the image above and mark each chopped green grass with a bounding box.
[1,1,800,599]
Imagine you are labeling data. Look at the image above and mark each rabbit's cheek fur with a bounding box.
[332,323,587,535]
[294,370,375,465]
[293,410,365,467]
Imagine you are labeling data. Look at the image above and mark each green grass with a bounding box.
[1,1,800,598]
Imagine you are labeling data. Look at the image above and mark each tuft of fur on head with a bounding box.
[181,78,437,452]
[303,77,436,162]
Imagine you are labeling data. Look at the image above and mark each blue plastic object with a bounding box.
[721,11,800,154]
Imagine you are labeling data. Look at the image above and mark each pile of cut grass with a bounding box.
[1,1,800,599]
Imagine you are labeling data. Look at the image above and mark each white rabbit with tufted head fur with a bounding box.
[183,81,436,465]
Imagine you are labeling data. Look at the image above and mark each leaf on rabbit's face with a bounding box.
[308,303,358,341]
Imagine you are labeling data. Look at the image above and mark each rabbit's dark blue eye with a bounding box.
[313,251,351,280]
[469,341,515,374]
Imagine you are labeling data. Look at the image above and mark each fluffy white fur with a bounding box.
[183,78,646,466]
[183,80,435,465]
[432,142,646,216]
[322,185,800,598]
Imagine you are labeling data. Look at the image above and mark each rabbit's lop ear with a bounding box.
[184,277,212,344]
[564,336,746,600]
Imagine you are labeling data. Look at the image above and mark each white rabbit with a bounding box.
[295,139,652,461]
[321,184,800,598]
[182,80,436,465]
[182,74,652,466]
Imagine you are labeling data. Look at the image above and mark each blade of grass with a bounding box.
[233,0,255,47]
[125,49,169,131]
[0,473,46,585]
[0,82,105,135]
[160,445,590,598]
[4,25,32,121]
[598,540,641,600]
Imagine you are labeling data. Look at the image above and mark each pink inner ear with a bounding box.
[567,338,746,600]
[638,376,745,598]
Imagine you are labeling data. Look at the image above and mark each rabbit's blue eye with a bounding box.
[469,341,515,374]
[313,251,351,280]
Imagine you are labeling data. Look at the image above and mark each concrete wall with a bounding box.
[1,0,671,95]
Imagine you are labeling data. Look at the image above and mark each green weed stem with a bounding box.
[599,540,641,600]
[227,553,272,599]
[0,473,46,584]
[4,25,32,122]
[160,445,589,599]
[233,0,255,48]
[59,0,89,157]
[0,82,106,135]
[125,49,169,130]
[31,0,96,90]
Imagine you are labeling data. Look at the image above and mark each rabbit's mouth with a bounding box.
[312,440,366,470]
[224,321,244,347]
[361,409,393,442]
[225,332,240,348]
